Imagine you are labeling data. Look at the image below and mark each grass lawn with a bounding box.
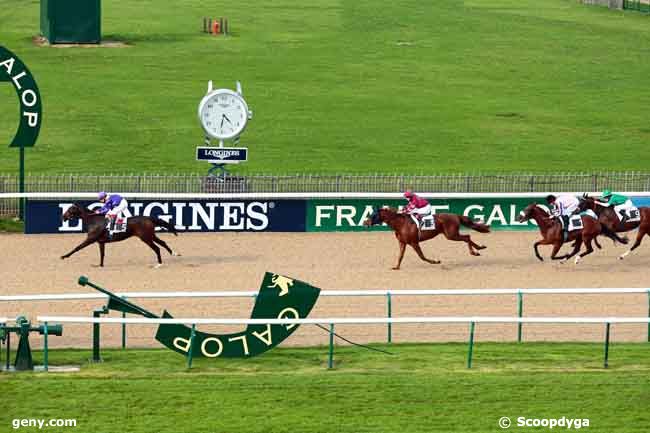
[0,217,23,232]
[0,0,649,175]
[2,343,650,432]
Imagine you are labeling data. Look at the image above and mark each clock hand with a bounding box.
[223,114,232,124]
[220,115,225,129]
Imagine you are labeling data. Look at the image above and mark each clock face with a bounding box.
[198,89,249,139]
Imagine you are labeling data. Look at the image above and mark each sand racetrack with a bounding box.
[1,231,649,348]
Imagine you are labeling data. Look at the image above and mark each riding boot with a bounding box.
[619,210,628,226]
[561,215,569,241]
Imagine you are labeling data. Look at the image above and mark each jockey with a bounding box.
[596,189,633,224]
[545,194,579,233]
[96,192,128,234]
[402,190,432,223]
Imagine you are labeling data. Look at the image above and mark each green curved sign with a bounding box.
[80,273,321,359]
[155,272,320,358]
[0,46,42,148]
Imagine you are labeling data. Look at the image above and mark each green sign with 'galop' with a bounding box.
[307,198,544,232]
[0,46,42,148]
[155,272,321,358]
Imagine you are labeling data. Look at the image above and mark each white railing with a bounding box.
[3,191,650,199]
[36,315,650,325]
[34,315,641,370]
[3,287,649,302]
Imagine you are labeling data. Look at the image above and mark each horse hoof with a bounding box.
[559,259,566,265]
[172,252,182,257]
[574,257,581,265]
[618,255,624,261]
[60,256,66,260]
[153,264,163,269]
[391,267,400,271]
[431,260,441,265]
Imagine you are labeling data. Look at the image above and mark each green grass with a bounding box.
[0,0,649,175]
[2,343,650,432]
[0,217,23,232]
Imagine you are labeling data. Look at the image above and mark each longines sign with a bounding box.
[25,200,306,233]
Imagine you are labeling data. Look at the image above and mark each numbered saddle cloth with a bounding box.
[113,217,128,233]
[615,206,640,223]
[420,214,436,230]
[567,215,583,232]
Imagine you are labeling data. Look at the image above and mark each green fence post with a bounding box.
[517,290,523,343]
[604,322,611,369]
[121,296,127,349]
[43,322,49,372]
[187,324,196,369]
[386,292,392,344]
[328,324,334,369]
[467,321,475,369]
[646,290,649,343]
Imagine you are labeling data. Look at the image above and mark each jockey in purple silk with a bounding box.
[95,192,128,235]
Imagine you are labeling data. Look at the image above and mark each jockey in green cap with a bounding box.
[596,189,634,224]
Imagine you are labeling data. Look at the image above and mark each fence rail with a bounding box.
[3,172,650,216]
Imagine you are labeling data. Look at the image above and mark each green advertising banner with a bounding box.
[307,198,544,232]
[155,272,321,358]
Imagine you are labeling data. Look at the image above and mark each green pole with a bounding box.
[386,292,392,344]
[43,322,48,372]
[604,322,611,369]
[517,291,523,343]
[328,324,334,369]
[121,296,127,350]
[187,324,196,369]
[18,146,25,220]
[467,321,475,369]
[646,290,649,343]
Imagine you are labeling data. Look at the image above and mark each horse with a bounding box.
[516,203,605,263]
[363,207,489,270]
[576,195,649,260]
[61,203,179,267]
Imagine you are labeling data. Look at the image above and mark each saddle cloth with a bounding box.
[615,206,640,223]
[111,217,128,234]
[410,214,436,231]
[559,215,583,232]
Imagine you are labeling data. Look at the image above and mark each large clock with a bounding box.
[198,82,253,140]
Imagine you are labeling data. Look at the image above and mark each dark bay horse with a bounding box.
[363,207,490,270]
[576,195,649,260]
[517,203,607,263]
[61,203,179,267]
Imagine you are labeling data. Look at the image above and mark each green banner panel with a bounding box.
[155,272,321,358]
[41,0,101,44]
[307,198,543,232]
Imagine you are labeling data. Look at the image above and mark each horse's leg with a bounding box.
[409,242,440,265]
[393,241,406,270]
[576,237,595,264]
[61,236,98,260]
[442,225,480,256]
[594,237,602,250]
[153,235,175,256]
[98,242,105,267]
[550,242,567,260]
[141,238,162,266]
[619,229,647,260]
[560,237,582,261]
[533,240,548,262]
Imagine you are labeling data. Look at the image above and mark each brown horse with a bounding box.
[576,195,649,260]
[363,207,489,270]
[517,203,607,263]
[61,203,179,267]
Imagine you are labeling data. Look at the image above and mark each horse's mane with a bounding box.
[533,204,550,216]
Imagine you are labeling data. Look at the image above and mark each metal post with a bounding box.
[386,292,392,343]
[517,290,523,343]
[647,290,650,343]
[187,324,196,369]
[467,321,475,369]
[121,299,127,350]
[19,146,25,220]
[604,322,611,369]
[328,324,334,369]
[43,322,48,372]
[92,311,101,362]
[5,331,10,371]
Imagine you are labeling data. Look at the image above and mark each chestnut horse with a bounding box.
[517,203,609,263]
[576,195,649,260]
[363,207,489,270]
[61,203,179,267]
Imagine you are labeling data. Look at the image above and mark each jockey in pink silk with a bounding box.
[403,190,432,222]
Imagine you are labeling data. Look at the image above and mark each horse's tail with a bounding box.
[600,225,628,245]
[459,215,491,233]
[151,217,178,236]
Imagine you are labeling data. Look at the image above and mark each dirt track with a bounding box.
[1,231,649,348]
